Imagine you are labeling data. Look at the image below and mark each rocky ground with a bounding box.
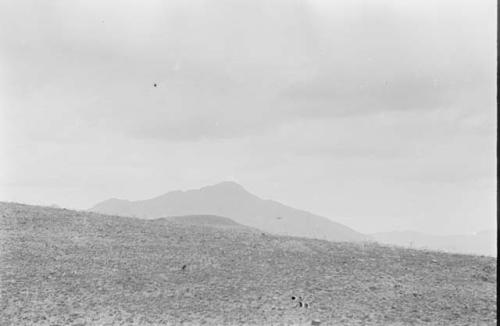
[0,202,496,325]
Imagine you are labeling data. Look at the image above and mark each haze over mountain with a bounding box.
[371,230,497,257]
[90,181,367,242]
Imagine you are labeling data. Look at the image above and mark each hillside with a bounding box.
[90,181,367,242]
[0,202,497,325]
[162,214,250,228]
[371,230,497,257]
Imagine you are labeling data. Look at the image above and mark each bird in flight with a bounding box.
[153,83,158,87]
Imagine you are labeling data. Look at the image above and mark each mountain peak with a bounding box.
[201,181,248,193]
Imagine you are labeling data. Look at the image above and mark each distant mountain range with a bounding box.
[371,230,497,257]
[90,181,368,242]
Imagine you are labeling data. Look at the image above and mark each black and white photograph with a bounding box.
[0,0,497,325]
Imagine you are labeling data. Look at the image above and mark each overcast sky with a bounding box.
[0,0,496,235]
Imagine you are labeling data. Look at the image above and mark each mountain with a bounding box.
[90,181,367,242]
[371,230,497,257]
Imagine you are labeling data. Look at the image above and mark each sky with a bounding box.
[0,0,496,235]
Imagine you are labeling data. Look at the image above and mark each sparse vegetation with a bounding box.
[0,202,496,325]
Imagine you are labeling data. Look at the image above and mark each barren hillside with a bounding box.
[0,202,496,325]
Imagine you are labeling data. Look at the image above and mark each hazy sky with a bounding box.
[0,0,496,235]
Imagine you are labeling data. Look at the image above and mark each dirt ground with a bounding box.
[0,202,496,325]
